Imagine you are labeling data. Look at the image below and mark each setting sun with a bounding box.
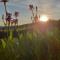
[40,15,49,22]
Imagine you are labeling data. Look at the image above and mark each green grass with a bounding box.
[0,26,60,60]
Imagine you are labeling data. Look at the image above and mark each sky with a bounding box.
[0,0,60,25]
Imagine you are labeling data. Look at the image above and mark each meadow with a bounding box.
[0,20,60,60]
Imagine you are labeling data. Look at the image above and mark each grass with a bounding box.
[0,22,60,60]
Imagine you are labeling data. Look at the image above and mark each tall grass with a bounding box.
[0,26,60,60]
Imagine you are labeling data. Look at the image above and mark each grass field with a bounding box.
[0,20,60,60]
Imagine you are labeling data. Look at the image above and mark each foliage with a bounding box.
[0,20,60,60]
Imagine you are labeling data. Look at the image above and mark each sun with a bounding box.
[40,15,49,22]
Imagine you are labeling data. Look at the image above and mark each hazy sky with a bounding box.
[0,0,60,25]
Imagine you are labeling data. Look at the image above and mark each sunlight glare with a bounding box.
[40,15,49,22]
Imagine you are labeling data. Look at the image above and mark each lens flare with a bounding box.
[40,15,49,22]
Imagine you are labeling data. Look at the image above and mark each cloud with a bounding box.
[11,0,60,19]
[1,0,60,25]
